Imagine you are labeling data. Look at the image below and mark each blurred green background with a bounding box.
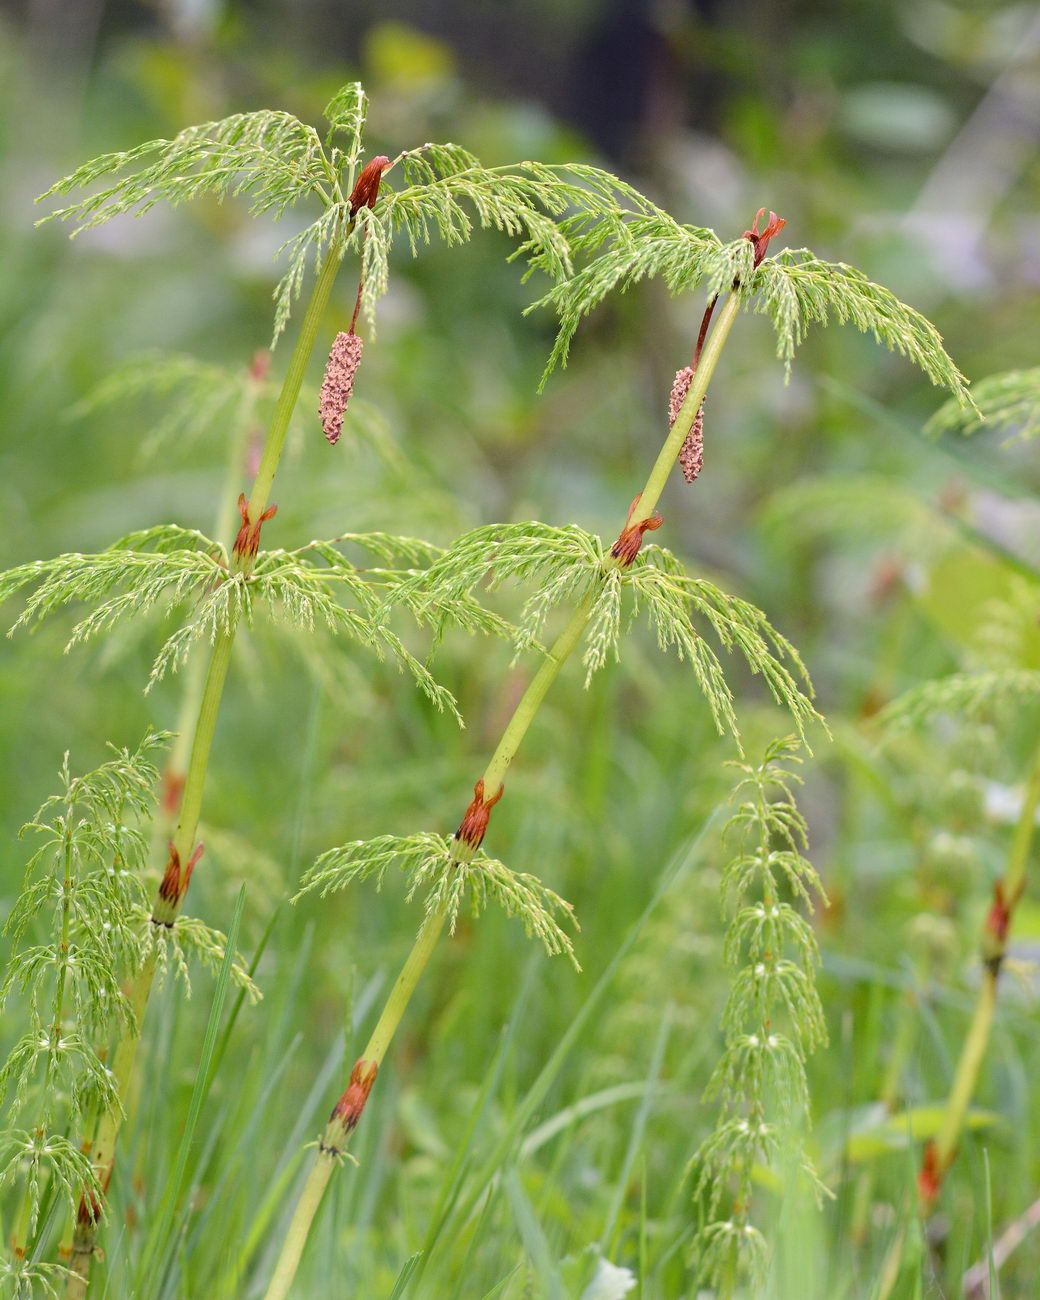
[2,1,1040,1296]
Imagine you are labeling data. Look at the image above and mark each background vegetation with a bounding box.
[1,1,1039,1295]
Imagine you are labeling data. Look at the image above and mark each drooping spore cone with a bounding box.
[668,365,705,484]
[319,331,364,446]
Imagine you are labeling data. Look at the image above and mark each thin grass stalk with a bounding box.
[917,746,1040,1211]
[849,962,924,1247]
[262,289,743,1299]
[65,242,347,1293]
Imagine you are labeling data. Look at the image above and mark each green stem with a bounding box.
[65,246,347,1293]
[633,291,740,523]
[932,975,998,1172]
[46,818,75,1098]
[264,912,446,1300]
[482,591,597,793]
[14,814,76,1256]
[164,381,261,793]
[361,910,448,1068]
[263,1159,336,1300]
[265,289,743,1293]
[168,625,236,868]
[927,746,1040,1197]
[244,243,343,528]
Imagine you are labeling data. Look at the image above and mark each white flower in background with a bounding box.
[580,1256,637,1300]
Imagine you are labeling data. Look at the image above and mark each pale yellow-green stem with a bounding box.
[922,746,1040,1209]
[65,243,347,1295]
[162,377,264,796]
[632,291,739,524]
[481,590,598,794]
[480,290,741,797]
[246,245,343,526]
[164,620,238,887]
[264,912,447,1300]
[264,289,743,1296]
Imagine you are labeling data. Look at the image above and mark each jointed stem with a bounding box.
[633,292,739,524]
[482,590,598,794]
[161,373,264,804]
[247,245,344,527]
[264,288,743,1295]
[65,244,347,1294]
[169,622,237,869]
[482,291,741,795]
[264,912,446,1300]
[362,911,449,1067]
[919,745,1040,1211]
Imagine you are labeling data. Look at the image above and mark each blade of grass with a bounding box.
[426,815,718,1267]
[599,1006,673,1257]
[503,1168,566,1300]
[388,1251,424,1299]
[406,958,540,1289]
[137,887,246,1290]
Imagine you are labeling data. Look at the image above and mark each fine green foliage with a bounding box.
[880,669,1040,732]
[322,82,368,155]
[0,1246,72,1298]
[289,535,523,654]
[1,532,227,668]
[37,79,654,346]
[627,546,819,745]
[0,737,167,1235]
[297,833,579,967]
[37,106,340,343]
[689,738,827,1290]
[763,474,944,554]
[530,201,974,402]
[398,522,819,746]
[928,366,1040,442]
[0,526,493,716]
[392,520,601,646]
[37,111,337,228]
[0,736,259,1258]
[139,911,260,1002]
[752,249,971,391]
[356,152,649,333]
[68,350,312,465]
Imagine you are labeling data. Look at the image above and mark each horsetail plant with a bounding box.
[900,694,1038,1169]
[2,80,653,1289]
[879,370,1040,1218]
[70,345,280,832]
[0,736,171,1296]
[267,209,974,1295]
[688,738,827,1291]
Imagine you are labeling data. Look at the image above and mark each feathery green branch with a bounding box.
[298,833,579,966]
[929,366,1040,442]
[531,207,974,406]
[690,738,828,1291]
